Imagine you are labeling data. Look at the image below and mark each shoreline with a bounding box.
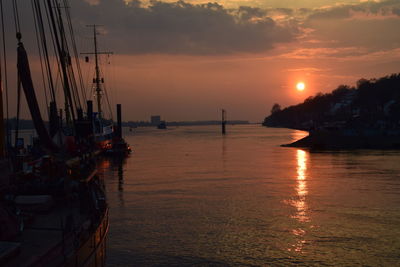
[281,129,400,149]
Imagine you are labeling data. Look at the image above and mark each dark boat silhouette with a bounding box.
[0,1,109,265]
[157,121,167,129]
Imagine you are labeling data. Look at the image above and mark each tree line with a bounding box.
[263,73,400,130]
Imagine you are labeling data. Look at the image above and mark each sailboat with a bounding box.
[0,0,108,265]
[82,26,131,155]
[82,25,115,152]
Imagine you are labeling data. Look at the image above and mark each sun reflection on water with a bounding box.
[288,149,310,252]
[294,150,309,222]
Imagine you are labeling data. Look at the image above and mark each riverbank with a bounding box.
[282,129,400,149]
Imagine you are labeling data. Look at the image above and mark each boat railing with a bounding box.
[25,207,109,267]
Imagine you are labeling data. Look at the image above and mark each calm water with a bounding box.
[100,125,400,266]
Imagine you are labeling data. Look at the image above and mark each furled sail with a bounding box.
[17,41,59,152]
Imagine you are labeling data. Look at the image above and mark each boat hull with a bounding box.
[65,209,109,267]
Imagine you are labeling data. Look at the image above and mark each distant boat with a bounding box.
[157,121,167,129]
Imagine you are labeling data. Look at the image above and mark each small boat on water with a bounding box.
[157,121,167,129]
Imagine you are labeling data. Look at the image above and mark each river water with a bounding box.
[100,125,400,266]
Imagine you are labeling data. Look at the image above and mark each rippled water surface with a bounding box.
[101,125,400,266]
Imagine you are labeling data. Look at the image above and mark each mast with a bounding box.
[0,0,7,158]
[82,25,113,119]
[93,25,101,117]
[0,74,4,158]
[46,0,76,125]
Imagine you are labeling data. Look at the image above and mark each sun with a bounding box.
[296,82,305,91]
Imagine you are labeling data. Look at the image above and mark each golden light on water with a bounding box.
[297,149,306,181]
[294,149,309,222]
[288,149,309,253]
[296,82,305,91]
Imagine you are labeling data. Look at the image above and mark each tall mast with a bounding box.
[46,0,76,125]
[82,25,112,119]
[93,25,101,117]
[0,76,4,158]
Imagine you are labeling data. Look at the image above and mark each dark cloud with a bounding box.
[69,0,298,55]
[308,5,351,20]
[308,0,400,20]
[10,0,398,57]
[237,6,267,21]
[300,0,400,56]
[274,8,293,16]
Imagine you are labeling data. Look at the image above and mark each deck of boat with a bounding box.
[2,181,108,267]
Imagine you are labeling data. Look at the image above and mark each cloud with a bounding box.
[280,47,369,60]
[286,67,329,73]
[237,6,267,21]
[11,0,400,59]
[70,0,298,55]
[307,0,400,20]
[292,0,400,60]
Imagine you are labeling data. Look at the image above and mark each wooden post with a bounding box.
[117,104,122,139]
[222,109,226,135]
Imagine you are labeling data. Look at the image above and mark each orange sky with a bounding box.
[4,0,400,122]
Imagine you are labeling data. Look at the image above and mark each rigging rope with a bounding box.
[31,0,50,117]
[54,1,82,113]
[43,0,62,101]
[12,0,21,36]
[63,0,87,106]
[0,0,10,148]
[33,0,57,105]
[45,0,76,123]
[100,65,113,120]
[14,76,21,148]
[12,0,22,147]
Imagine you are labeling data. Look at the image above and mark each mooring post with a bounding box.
[117,104,122,139]
[222,109,226,135]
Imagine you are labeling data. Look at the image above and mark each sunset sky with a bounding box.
[8,0,400,122]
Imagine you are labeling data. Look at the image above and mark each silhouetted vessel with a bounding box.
[0,1,108,266]
[0,159,109,267]
[83,25,115,152]
[157,121,167,129]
